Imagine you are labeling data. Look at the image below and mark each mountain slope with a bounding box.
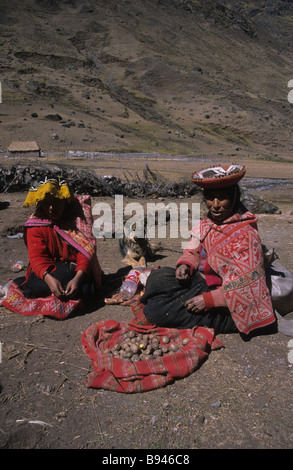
[1,0,293,160]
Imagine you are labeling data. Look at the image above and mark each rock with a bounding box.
[210,401,221,408]
[63,120,75,127]
[198,414,205,423]
[150,416,157,425]
[241,191,280,214]
[45,113,62,121]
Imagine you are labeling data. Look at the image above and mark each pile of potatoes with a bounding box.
[104,330,189,363]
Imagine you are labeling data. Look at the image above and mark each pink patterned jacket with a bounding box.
[177,211,275,334]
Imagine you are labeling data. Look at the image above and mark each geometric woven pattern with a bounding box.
[2,280,81,319]
[184,211,275,334]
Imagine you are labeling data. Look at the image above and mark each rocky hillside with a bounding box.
[1,0,293,160]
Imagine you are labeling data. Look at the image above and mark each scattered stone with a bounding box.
[44,113,62,121]
[62,120,75,127]
[36,383,54,395]
[210,401,221,408]
[241,192,280,214]
[150,416,157,425]
[198,414,205,423]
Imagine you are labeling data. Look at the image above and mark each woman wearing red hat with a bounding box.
[140,165,276,336]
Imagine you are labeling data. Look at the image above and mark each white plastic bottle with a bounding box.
[119,269,143,300]
[11,260,24,273]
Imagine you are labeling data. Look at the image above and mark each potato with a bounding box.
[153,349,163,357]
[141,353,153,361]
[131,354,141,362]
[127,330,136,339]
[161,336,170,344]
[107,331,184,362]
[130,344,139,354]
[146,345,154,354]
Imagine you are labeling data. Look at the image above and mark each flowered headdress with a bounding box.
[191,164,246,189]
[23,177,74,207]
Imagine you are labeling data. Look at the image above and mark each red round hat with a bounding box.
[191,164,246,189]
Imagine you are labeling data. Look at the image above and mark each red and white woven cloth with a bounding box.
[181,211,276,334]
[81,316,223,393]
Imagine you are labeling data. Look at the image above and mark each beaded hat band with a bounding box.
[191,164,246,189]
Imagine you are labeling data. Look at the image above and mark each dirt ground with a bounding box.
[0,182,292,451]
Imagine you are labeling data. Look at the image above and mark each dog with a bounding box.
[119,230,161,268]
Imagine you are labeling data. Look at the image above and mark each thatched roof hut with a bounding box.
[7,141,40,158]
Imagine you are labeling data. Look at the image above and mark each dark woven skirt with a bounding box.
[140,267,237,334]
[15,261,96,301]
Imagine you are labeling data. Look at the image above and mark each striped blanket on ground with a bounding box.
[81,306,224,393]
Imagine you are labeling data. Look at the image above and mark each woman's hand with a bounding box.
[184,294,206,313]
[176,264,191,281]
[44,274,66,299]
[64,270,85,299]
[44,270,85,300]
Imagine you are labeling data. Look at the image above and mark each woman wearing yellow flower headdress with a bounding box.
[4,178,103,319]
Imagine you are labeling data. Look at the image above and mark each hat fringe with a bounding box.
[23,179,74,207]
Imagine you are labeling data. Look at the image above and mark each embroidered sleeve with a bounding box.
[203,288,227,309]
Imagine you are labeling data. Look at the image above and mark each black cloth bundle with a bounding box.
[140,267,237,334]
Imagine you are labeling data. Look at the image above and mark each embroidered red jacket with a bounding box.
[25,225,92,280]
[177,211,275,334]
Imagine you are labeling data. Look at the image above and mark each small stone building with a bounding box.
[7,141,41,158]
